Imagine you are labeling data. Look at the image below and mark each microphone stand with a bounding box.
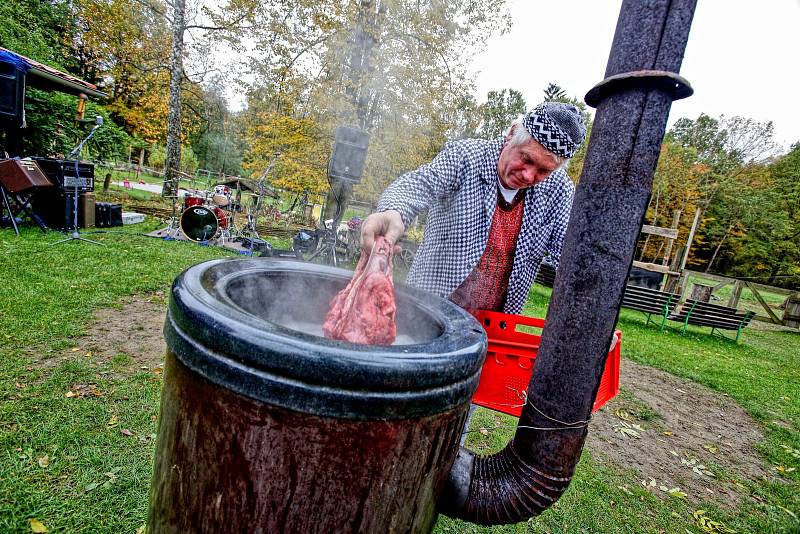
[52,116,104,246]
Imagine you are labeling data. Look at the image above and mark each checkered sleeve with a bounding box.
[376,141,465,228]
[544,174,575,270]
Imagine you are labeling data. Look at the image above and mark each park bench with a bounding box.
[534,262,556,287]
[620,285,681,329]
[666,299,755,342]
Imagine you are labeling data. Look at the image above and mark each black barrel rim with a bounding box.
[165,259,487,420]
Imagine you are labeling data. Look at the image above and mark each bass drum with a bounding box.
[180,205,219,241]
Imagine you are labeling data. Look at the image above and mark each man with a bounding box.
[360,102,586,314]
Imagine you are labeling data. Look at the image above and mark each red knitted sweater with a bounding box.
[450,190,525,313]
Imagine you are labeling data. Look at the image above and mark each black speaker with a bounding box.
[0,61,26,128]
[328,126,370,183]
[31,190,73,230]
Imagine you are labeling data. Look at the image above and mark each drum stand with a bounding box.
[162,195,180,240]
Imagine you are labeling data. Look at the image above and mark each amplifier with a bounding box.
[0,159,54,193]
[31,157,94,193]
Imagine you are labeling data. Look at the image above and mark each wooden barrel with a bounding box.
[783,293,800,329]
[148,259,488,533]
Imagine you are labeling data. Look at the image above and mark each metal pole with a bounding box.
[512,0,698,519]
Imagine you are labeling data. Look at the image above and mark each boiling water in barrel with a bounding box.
[274,319,417,345]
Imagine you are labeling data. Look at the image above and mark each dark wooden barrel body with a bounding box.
[147,259,486,533]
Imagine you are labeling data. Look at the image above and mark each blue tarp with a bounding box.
[0,50,32,73]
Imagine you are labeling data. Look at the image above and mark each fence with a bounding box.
[679,270,797,326]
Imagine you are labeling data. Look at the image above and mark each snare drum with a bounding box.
[212,185,231,207]
[184,193,205,209]
[180,205,219,241]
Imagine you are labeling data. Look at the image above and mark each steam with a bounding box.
[221,263,441,347]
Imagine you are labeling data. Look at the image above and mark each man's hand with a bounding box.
[360,210,405,255]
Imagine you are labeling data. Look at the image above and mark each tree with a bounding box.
[729,143,800,286]
[477,89,525,139]
[0,0,74,66]
[73,0,173,143]
[123,0,258,196]
[664,113,782,270]
[543,83,567,102]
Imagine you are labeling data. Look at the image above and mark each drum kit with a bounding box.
[179,185,233,242]
[164,182,262,244]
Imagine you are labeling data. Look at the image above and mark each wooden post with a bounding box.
[136,148,145,180]
[677,271,690,302]
[783,293,800,329]
[728,280,743,308]
[680,206,702,271]
[688,283,713,303]
[662,209,681,265]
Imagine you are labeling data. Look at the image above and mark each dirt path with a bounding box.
[586,360,770,506]
[47,295,771,508]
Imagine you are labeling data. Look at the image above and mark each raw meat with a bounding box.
[323,236,397,345]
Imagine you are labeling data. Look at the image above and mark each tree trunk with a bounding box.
[705,222,734,273]
[163,0,186,198]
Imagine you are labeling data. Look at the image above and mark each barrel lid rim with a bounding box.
[167,258,488,392]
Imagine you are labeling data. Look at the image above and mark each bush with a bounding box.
[18,89,132,160]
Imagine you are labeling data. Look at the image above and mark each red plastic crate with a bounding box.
[471,310,621,417]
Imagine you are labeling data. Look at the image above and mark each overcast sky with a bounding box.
[470,0,800,151]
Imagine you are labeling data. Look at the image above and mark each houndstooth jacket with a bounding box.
[377,138,574,314]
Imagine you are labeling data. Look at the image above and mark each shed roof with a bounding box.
[0,47,107,98]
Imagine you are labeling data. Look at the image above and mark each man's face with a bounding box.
[496,128,560,189]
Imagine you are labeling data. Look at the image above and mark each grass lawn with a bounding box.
[0,224,798,533]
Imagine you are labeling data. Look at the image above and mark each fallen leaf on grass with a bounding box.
[120,428,134,437]
[614,409,635,422]
[613,421,643,439]
[107,415,118,428]
[153,367,163,375]
[29,518,48,532]
[37,456,49,468]
[693,509,736,533]
[479,428,489,436]
[663,430,674,436]
[84,482,99,493]
[65,391,77,398]
[779,444,800,459]
[71,347,80,352]
[703,443,719,454]
[681,457,714,477]
[774,465,796,475]
[668,487,688,501]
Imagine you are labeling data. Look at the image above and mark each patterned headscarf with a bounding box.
[522,102,586,159]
